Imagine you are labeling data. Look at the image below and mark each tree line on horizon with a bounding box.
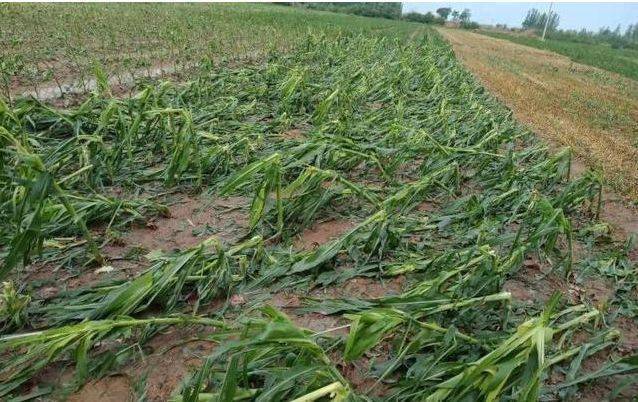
[402,7,478,29]
[519,8,638,50]
[295,3,402,20]
[283,3,481,29]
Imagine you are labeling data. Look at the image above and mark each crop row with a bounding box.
[0,3,421,102]
[0,28,635,400]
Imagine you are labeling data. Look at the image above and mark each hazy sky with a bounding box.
[402,2,638,31]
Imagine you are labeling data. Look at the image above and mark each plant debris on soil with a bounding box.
[1,26,637,402]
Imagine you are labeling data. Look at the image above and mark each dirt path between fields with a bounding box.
[18,63,181,102]
[13,50,264,107]
[438,28,638,240]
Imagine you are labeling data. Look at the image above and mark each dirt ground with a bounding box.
[438,28,638,203]
[64,210,401,401]
[24,193,249,301]
[20,148,638,401]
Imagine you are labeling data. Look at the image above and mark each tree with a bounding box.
[460,21,480,30]
[403,11,444,25]
[459,8,471,23]
[304,3,402,20]
[522,8,559,32]
[522,9,540,29]
[436,7,452,20]
[451,10,460,22]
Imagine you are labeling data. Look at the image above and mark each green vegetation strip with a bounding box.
[0,25,636,401]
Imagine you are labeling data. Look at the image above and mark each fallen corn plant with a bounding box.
[174,306,354,402]
[221,153,284,234]
[41,235,263,322]
[0,315,226,398]
[277,165,379,234]
[421,295,601,401]
[0,129,104,278]
[0,281,31,333]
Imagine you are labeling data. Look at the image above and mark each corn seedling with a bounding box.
[0,281,31,333]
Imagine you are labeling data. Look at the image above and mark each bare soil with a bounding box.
[69,376,133,402]
[23,194,249,302]
[119,194,248,252]
[68,324,220,402]
[294,219,355,251]
[280,128,306,141]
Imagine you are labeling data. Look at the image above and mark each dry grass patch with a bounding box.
[438,28,638,201]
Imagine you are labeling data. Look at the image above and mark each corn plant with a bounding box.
[0,129,103,278]
[277,166,379,233]
[423,296,600,401]
[288,133,390,179]
[289,209,391,274]
[0,315,225,398]
[221,153,283,233]
[43,236,263,322]
[341,292,509,362]
[175,306,353,402]
[0,281,31,333]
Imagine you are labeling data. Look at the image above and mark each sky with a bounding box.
[402,2,638,31]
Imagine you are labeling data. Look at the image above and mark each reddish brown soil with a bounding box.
[310,276,405,300]
[416,200,438,213]
[616,316,638,352]
[578,276,616,306]
[291,312,347,335]
[129,326,219,401]
[25,258,137,301]
[270,291,303,309]
[119,194,248,252]
[335,354,390,397]
[503,257,569,304]
[69,376,133,402]
[280,128,306,140]
[24,194,249,299]
[294,219,355,251]
[270,292,348,335]
[68,324,220,402]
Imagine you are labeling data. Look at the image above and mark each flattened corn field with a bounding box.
[1,7,638,402]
